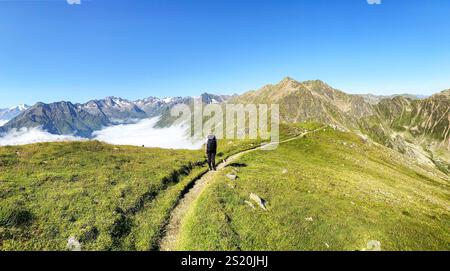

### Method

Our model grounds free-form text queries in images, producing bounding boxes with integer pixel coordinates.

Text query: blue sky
[1,0,450,107]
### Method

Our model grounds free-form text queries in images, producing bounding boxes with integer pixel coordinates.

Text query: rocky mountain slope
[359,89,450,169]
[231,77,373,127]
[230,77,449,171]
[375,90,450,144]
[357,93,427,105]
[1,102,111,137]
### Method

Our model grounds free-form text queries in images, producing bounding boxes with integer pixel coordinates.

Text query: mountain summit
[232,77,374,125]
[231,77,449,170]
[0,104,30,121]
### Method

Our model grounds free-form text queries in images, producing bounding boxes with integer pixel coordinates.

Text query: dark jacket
[206,135,217,153]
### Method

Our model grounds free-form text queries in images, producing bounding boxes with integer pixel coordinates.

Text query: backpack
[206,135,217,153]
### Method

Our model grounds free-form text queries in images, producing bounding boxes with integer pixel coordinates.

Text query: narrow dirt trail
[158,128,324,251]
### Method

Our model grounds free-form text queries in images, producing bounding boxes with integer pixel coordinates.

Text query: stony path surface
[158,128,324,251]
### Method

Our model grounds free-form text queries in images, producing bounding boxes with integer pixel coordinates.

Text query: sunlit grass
[0,138,260,251]
[177,127,450,251]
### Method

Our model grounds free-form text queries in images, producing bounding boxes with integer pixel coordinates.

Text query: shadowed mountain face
[384,94,449,139]
[0,102,111,138]
[361,90,450,149]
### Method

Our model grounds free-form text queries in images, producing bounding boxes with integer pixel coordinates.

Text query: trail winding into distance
[158,128,325,251]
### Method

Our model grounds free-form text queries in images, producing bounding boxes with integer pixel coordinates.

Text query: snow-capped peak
[102,97,134,108]
[162,97,174,103]
[113,98,132,107]
[0,104,30,122]
[9,104,29,111]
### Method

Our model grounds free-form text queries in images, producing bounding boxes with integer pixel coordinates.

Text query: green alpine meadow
[0,138,259,250]
[1,118,449,251]
[177,124,449,251]
[1,0,449,255]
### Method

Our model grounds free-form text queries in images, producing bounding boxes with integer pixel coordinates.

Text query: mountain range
[0,93,231,137]
[231,77,449,172]
[0,77,448,172]
[233,77,449,143]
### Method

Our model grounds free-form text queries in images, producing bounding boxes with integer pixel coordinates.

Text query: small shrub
[0,202,34,228]
[79,226,99,243]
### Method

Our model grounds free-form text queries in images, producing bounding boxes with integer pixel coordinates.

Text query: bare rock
[364,240,381,251]
[67,236,81,251]
[250,193,267,211]
[226,174,237,180]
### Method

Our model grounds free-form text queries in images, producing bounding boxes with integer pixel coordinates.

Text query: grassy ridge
[0,141,205,250]
[0,138,261,251]
[115,138,264,250]
[3,123,447,251]
[177,126,450,251]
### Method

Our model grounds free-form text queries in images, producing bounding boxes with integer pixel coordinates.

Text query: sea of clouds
[0,127,84,146]
[92,118,203,150]
[0,118,203,150]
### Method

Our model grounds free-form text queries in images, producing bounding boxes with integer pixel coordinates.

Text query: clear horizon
[1,0,450,108]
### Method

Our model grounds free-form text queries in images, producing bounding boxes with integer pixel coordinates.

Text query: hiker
[205,133,217,171]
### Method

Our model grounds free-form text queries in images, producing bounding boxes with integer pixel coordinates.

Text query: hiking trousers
[207,152,216,170]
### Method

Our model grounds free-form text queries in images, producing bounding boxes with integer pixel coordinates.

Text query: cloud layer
[0,127,83,146]
[0,118,203,150]
[92,118,202,150]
